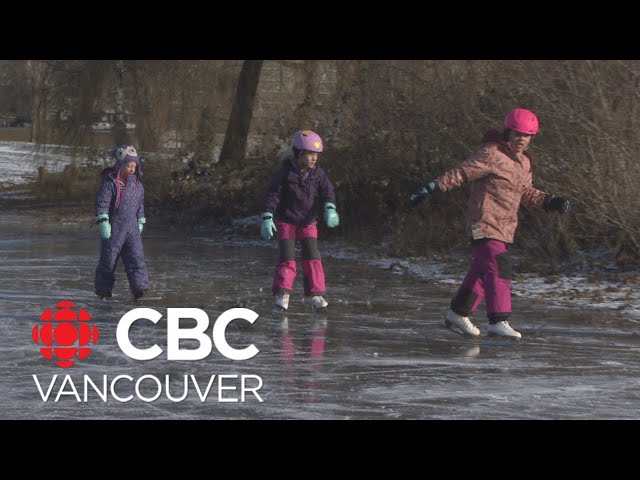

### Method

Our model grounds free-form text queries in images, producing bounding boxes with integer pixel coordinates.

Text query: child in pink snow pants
[409,108,571,339]
[260,130,340,314]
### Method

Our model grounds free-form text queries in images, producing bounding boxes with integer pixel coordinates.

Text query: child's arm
[410,146,496,205]
[522,182,569,213]
[137,183,146,233]
[521,173,569,213]
[435,145,496,192]
[260,166,287,240]
[262,166,287,214]
[95,178,114,216]
[521,182,547,208]
[137,183,145,220]
[318,170,336,206]
[95,179,114,240]
[318,170,339,228]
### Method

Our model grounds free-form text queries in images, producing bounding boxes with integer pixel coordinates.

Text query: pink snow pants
[272,221,326,296]
[450,239,512,322]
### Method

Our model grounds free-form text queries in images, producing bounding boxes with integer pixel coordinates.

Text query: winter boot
[133,288,149,301]
[311,295,328,313]
[487,320,521,339]
[273,292,290,315]
[444,309,480,336]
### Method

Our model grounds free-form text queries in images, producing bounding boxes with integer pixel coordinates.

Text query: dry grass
[0,128,31,142]
[30,163,100,200]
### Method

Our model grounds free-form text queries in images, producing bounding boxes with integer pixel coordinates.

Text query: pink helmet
[291,130,323,152]
[504,108,539,135]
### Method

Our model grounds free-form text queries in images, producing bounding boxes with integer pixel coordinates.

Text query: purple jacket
[95,168,145,221]
[263,159,336,226]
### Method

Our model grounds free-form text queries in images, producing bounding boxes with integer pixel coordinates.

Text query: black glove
[408,181,438,207]
[544,195,570,214]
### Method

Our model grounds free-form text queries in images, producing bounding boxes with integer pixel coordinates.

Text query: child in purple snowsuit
[94,144,149,299]
[409,108,570,339]
[261,130,340,314]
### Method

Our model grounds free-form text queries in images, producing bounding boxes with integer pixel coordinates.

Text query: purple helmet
[291,130,323,153]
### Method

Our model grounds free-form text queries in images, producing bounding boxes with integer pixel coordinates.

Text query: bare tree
[25,60,89,145]
[26,60,58,143]
[218,60,264,164]
[111,60,129,145]
[128,61,164,151]
[193,105,215,165]
[293,61,321,127]
[9,59,640,262]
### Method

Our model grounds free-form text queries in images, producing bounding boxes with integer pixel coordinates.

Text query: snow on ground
[1,141,638,323]
[364,254,640,322]
[0,141,80,187]
[209,215,640,323]
[0,139,172,189]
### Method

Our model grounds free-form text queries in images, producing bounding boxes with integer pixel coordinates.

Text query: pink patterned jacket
[435,142,548,243]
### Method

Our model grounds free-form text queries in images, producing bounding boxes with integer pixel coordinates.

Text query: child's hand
[408,181,437,207]
[261,213,277,240]
[96,213,111,240]
[138,217,146,234]
[543,195,570,214]
[324,203,340,228]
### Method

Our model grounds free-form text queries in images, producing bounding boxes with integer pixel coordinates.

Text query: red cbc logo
[32,300,100,368]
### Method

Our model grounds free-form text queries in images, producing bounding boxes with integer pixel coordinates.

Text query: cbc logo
[32,300,100,368]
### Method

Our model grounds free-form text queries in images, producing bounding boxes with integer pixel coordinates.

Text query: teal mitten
[96,213,111,240]
[324,202,339,228]
[261,212,277,240]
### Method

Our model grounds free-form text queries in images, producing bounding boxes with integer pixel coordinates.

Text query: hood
[481,129,504,143]
[101,167,115,177]
[114,155,143,179]
[112,144,143,179]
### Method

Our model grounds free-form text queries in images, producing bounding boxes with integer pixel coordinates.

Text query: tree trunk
[294,61,320,127]
[218,60,263,164]
[26,60,50,144]
[78,62,105,131]
[194,105,215,165]
[111,60,129,145]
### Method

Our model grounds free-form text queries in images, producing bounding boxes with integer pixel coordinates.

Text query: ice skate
[444,309,480,336]
[311,295,328,313]
[272,292,290,315]
[487,320,521,339]
[133,288,149,301]
[95,290,112,300]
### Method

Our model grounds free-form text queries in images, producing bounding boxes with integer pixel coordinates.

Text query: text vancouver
[32,374,264,403]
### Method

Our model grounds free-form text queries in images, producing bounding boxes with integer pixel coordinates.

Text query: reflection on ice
[271,314,328,404]
[1,211,640,419]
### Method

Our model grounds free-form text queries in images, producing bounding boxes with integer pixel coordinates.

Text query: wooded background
[0,60,637,263]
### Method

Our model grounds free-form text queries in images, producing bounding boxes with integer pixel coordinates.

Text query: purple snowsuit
[94,157,149,295]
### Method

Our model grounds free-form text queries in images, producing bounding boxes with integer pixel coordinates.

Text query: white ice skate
[311,295,328,313]
[272,293,290,316]
[444,309,480,336]
[487,320,521,339]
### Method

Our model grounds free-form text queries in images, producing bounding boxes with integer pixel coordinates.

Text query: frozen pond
[1,210,640,419]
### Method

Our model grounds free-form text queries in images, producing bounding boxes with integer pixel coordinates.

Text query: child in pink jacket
[410,108,570,339]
